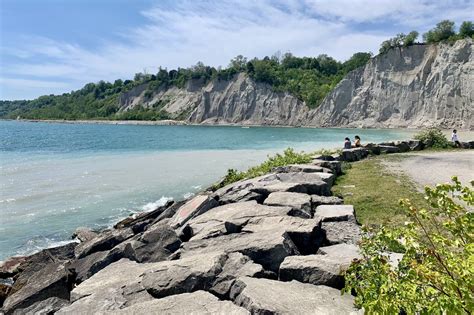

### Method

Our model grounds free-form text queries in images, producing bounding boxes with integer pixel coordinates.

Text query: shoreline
[2,118,472,131]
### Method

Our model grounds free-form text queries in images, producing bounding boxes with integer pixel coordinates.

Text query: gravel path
[391,151,473,189]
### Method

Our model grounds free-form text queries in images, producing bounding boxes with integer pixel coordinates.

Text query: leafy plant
[414,128,451,149]
[344,177,474,314]
[215,148,313,189]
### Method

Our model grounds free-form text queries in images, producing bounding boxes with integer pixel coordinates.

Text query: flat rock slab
[170,194,218,228]
[280,244,362,288]
[312,160,342,175]
[263,192,312,218]
[75,228,134,259]
[109,291,249,315]
[314,205,355,222]
[230,277,360,314]
[185,201,291,241]
[272,164,332,174]
[341,148,369,162]
[322,221,362,245]
[311,195,344,208]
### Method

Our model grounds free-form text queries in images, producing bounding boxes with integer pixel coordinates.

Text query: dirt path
[386,151,473,190]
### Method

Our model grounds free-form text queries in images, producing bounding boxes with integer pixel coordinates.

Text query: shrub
[344,177,474,314]
[414,128,451,148]
[215,148,313,188]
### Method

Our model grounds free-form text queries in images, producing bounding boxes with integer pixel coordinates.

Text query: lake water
[0,120,415,260]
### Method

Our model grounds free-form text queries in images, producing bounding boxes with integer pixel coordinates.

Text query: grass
[332,154,429,227]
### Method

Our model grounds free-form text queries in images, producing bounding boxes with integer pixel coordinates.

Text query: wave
[140,196,173,212]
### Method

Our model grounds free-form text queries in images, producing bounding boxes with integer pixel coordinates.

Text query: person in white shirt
[451,129,462,148]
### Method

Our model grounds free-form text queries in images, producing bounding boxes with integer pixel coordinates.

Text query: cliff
[308,39,473,129]
[118,39,473,129]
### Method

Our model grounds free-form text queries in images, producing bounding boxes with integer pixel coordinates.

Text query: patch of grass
[332,155,429,227]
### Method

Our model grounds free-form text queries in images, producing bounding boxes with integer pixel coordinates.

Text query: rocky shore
[1,140,473,314]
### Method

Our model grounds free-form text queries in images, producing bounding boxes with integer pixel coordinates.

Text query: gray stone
[394,141,411,152]
[378,145,400,154]
[263,192,312,218]
[109,291,249,315]
[170,194,218,228]
[0,257,28,278]
[314,205,356,222]
[72,227,98,243]
[341,148,369,162]
[2,262,73,313]
[279,244,361,288]
[312,160,342,175]
[229,277,361,314]
[272,164,332,174]
[114,200,174,229]
[310,195,343,208]
[408,140,423,151]
[12,297,69,315]
[322,221,362,245]
[364,143,381,155]
[0,283,10,307]
[75,228,134,259]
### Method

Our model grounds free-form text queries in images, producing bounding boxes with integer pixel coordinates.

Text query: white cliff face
[118,39,473,129]
[307,39,473,129]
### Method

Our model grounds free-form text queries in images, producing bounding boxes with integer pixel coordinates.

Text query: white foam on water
[141,196,173,212]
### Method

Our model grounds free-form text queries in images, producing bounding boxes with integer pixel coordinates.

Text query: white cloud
[1,0,472,99]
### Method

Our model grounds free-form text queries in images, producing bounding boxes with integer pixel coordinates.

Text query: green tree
[229,55,248,71]
[459,21,474,38]
[344,177,474,314]
[403,30,419,46]
[423,20,456,43]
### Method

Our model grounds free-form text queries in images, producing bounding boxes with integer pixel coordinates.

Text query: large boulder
[110,291,249,315]
[314,205,356,222]
[0,257,28,278]
[312,160,342,175]
[0,283,11,307]
[71,227,98,243]
[263,192,312,218]
[74,228,134,259]
[341,148,369,162]
[272,164,332,174]
[169,194,218,228]
[229,277,361,314]
[310,195,343,208]
[378,145,400,154]
[279,244,362,288]
[394,141,411,152]
[408,140,423,151]
[114,200,174,229]
[12,297,69,315]
[322,221,362,245]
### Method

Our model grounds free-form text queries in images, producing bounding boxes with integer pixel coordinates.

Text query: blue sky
[1,0,473,100]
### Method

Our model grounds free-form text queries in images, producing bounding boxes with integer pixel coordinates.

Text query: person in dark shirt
[344,137,352,149]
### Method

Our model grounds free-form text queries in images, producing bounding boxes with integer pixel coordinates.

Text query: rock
[141,252,227,298]
[0,257,28,278]
[211,253,265,298]
[170,194,218,228]
[110,291,249,315]
[263,192,312,218]
[312,154,336,161]
[312,160,342,175]
[310,195,343,208]
[364,143,381,155]
[394,141,411,152]
[57,259,156,314]
[341,148,369,162]
[273,171,335,186]
[217,189,264,205]
[71,227,98,243]
[229,277,361,314]
[114,200,174,229]
[378,145,400,154]
[0,283,11,307]
[408,140,423,151]
[12,297,69,315]
[314,205,356,222]
[184,201,292,241]
[322,221,362,245]
[2,261,74,313]
[75,228,134,259]
[272,164,332,174]
[279,244,362,288]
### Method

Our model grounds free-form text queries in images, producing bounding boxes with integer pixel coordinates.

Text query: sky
[1,0,473,100]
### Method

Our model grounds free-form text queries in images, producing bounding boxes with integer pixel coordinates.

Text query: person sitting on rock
[451,129,462,148]
[344,137,352,149]
[354,135,361,147]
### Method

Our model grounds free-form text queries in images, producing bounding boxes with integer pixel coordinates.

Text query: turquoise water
[0,120,415,260]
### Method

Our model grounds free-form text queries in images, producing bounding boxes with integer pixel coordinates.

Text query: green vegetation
[344,177,474,314]
[1,19,471,121]
[214,148,313,189]
[332,155,428,226]
[379,19,473,54]
[414,128,451,149]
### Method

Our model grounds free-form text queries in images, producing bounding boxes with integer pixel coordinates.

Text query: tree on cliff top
[423,20,456,43]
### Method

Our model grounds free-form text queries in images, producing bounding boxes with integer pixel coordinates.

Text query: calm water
[0,120,415,260]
